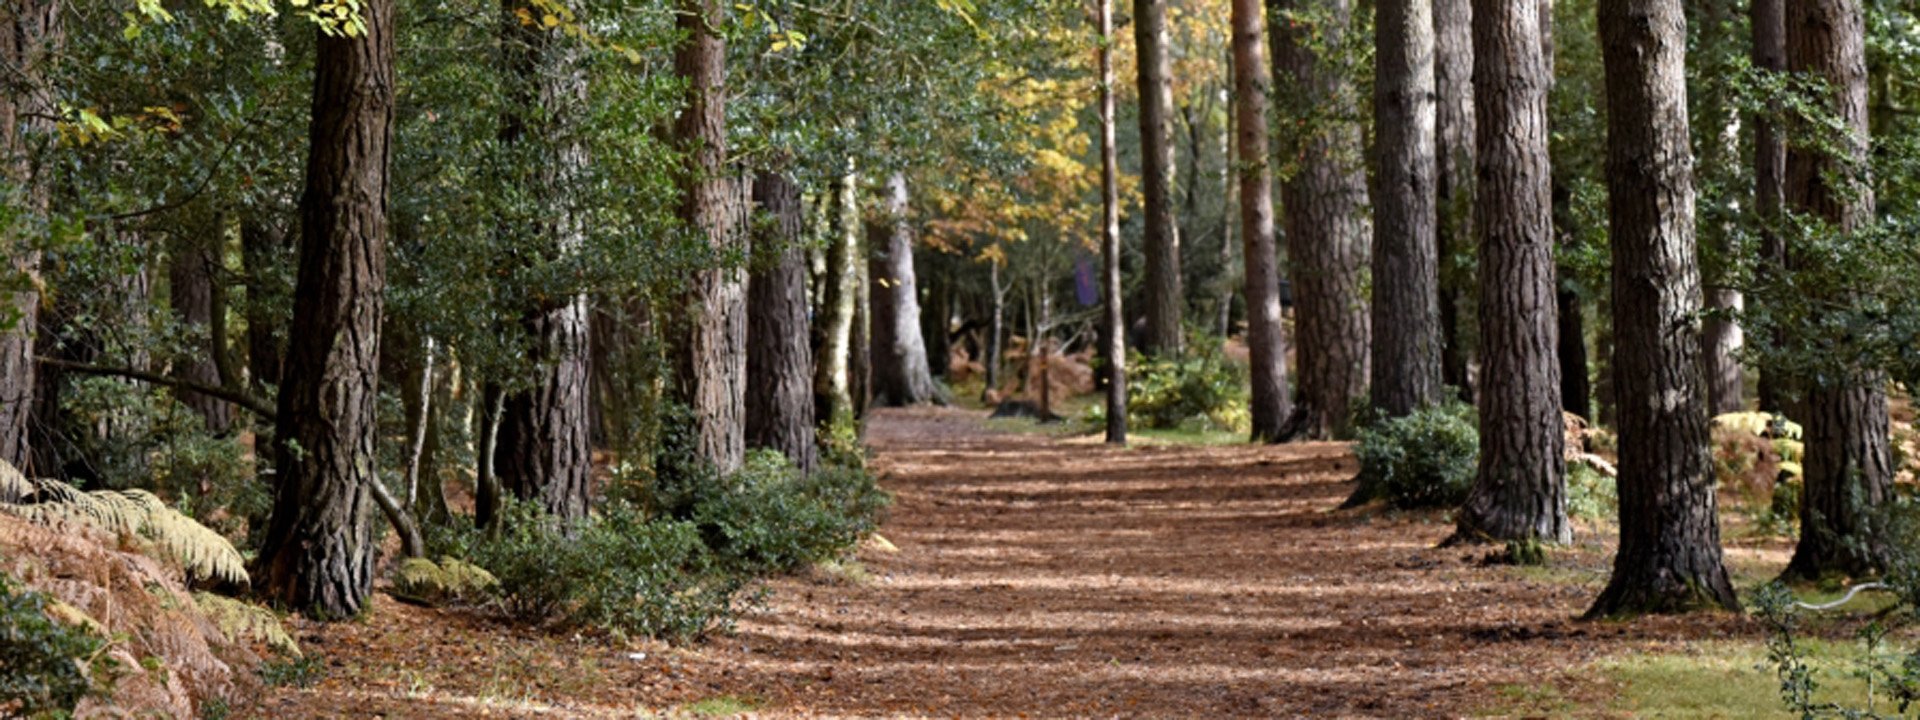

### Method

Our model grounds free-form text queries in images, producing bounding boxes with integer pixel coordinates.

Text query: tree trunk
[1452,0,1567,545]
[1099,0,1128,445]
[672,0,748,474]
[255,0,395,619]
[1751,0,1790,415]
[1134,0,1184,356]
[1553,180,1592,421]
[983,258,1004,402]
[495,8,593,523]
[1369,0,1444,419]
[1435,0,1476,403]
[474,382,506,530]
[1235,0,1289,443]
[169,236,235,434]
[1216,72,1238,340]
[851,224,871,418]
[747,172,820,472]
[1273,0,1372,440]
[924,269,951,380]
[1586,0,1739,616]
[1781,0,1890,580]
[867,172,940,407]
[814,168,859,425]
[0,0,60,474]
[242,218,289,393]
[1702,289,1743,415]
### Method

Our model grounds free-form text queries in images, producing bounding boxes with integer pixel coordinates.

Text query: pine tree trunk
[868,172,940,407]
[1234,0,1289,442]
[1098,0,1128,445]
[255,0,395,618]
[1782,0,1890,579]
[984,259,1004,402]
[242,218,289,393]
[169,237,235,434]
[1751,0,1790,415]
[814,168,859,424]
[0,0,59,474]
[672,0,748,473]
[1587,0,1739,616]
[1134,0,1184,356]
[747,172,820,472]
[851,226,871,417]
[1370,0,1444,419]
[1453,0,1568,544]
[1435,0,1476,403]
[1273,0,1372,440]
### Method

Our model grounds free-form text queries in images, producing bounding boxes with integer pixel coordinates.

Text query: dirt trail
[269,406,1753,719]
[671,407,1730,718]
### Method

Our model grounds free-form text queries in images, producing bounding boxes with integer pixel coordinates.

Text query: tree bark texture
[672,0,748,474]
[0,0,60,473]
[1099,0,1128,445]
[1134,0,1184,356]
[1751,0,1790,415]
[1435,0,1476,403]
[1235,0,1289,442]
[1453,0,1568,544]
[1782,0,1890,579]
[747,172,820,472]
[1273,0,1372,440]
[868,172,940,407]
[814,168,859,424]
[255,0,395,619]
[1587,0,1739,616]
[169,237,234,434]
[1370,0,1444,419]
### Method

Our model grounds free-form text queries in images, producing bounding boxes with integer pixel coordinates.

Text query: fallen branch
[38,357,278,419]
[1794,582,1890,611]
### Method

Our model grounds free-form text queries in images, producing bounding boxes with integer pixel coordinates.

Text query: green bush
[1125,341,1250,433]
[0,572,103,716]
[1350,401,1479,508]
[1567,462,1618,521]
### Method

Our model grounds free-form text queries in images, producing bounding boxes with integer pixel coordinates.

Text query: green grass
[681,694,766,716]
[1484,639,1886,718]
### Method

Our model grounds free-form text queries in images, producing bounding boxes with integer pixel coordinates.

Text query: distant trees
[868,173,942,407]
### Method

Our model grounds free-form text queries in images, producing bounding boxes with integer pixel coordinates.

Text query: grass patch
[1591,640,1872,718]
[681,694,766,716]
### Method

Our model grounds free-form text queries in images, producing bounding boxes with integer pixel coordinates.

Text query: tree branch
[37,357,278,419]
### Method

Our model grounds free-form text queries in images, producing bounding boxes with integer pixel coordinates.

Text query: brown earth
[262,406,1771,718]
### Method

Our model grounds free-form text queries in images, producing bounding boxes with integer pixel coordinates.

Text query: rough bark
[0,0,60,473]
[867,172,940,407]
[1586,0,1739,616]
[494,9,593,523]
[672,0,748,473]
[1751,0,1790,415]
[1134,0,1184,356]
[255,0,395,619]
[1273,0,1372,440]
[1452,0,1568,545]
[1099,0,1128,445]
[1369,0,1444,419]
[1234,0,1289,442]
[1781,0,1891,580]
[1435,0,1476,402]
[747,172,819,472]
[814,168,859,424]
[169,237,234,434]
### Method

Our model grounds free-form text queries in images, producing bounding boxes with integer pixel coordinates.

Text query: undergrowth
[0,571,105,716]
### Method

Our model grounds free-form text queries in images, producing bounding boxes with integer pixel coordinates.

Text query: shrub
[0,572,103,716]
[389,557,499,608]
[1125,342,1250,433]
[1350,401,1479,508]
[1567,462,1618,521]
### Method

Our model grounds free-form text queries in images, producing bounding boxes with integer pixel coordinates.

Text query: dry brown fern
[0,460,247,587]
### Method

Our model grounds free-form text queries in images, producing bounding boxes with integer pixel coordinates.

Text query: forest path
[675,406,1643,717]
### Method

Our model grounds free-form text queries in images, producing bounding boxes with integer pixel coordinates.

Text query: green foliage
[1351,401,1478,509]
[388,557,499,608]
[257,653,325,689]
[1566,462,1617,522]
[193,592,299,657]
[1124,342,1250,433]
[0,572,104,717]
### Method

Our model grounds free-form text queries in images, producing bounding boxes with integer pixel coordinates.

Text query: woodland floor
[259,406,1820,719]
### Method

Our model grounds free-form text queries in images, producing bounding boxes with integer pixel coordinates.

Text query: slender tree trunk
[1781,0,1891,580]
[1235,0,1290,442]
[747,172,819,472]
[1435,0,1476,402]
[1216,70,1238,340]
[242,218,289,393]
[1370,0,1443,419]
[1273,0,1373,440]
[868,172,940,407]
[814,168,859,424]
[0,0,60,474]
[672,0,748,473]
[1587,0,1739,616]
[851,222,871,418]
[1751,0,1790,415]
[1135,0,1184,356]
[1452,0,1567,545]
[473,382,506,530]
[255,0,396,618]
[1099,0,1128,445]
[169,236,235,434]
[1553,180,1592,421]
[983,258,1004,402]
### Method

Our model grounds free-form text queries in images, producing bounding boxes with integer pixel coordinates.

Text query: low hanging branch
[38,357,278,419]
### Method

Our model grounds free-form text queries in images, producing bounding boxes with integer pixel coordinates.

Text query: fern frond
[192,592,299,657]
[0,461,248,586]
